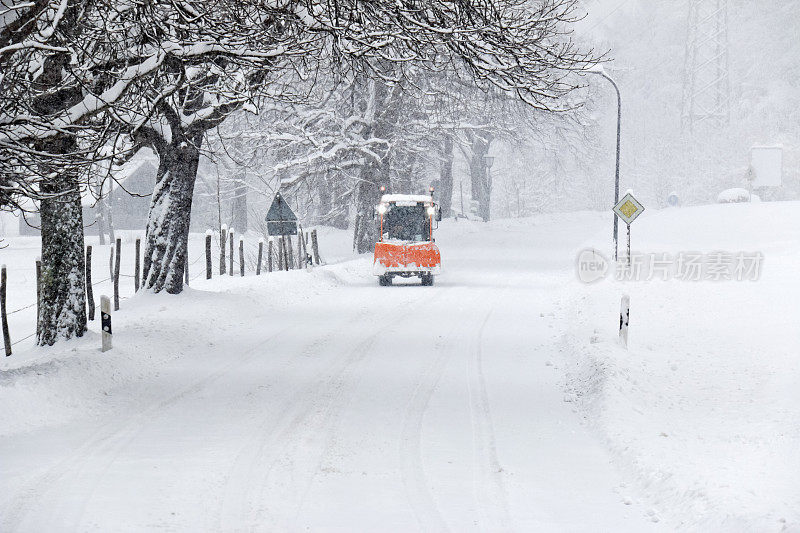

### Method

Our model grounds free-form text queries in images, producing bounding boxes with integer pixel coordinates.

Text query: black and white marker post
[619,294,630,348]
[101,295,112,352]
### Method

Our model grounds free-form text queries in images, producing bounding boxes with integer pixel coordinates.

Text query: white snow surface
[1,202,798,531]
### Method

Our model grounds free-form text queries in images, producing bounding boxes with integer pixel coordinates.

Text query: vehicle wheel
[421,273,434,286]
[378,275,392,286]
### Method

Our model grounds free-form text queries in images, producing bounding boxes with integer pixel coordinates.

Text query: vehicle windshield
[383,204,430,242]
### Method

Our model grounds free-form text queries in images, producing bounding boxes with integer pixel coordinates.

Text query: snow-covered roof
[380,194,433,204]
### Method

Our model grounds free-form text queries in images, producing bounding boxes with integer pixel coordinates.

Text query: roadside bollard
[101,295,112,352]
[619,294,629,348]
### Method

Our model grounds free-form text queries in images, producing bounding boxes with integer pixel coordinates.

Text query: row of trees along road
[1,0,599,345]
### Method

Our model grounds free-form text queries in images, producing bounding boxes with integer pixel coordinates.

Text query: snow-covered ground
[1,202,798,531]
[564,202,800,531]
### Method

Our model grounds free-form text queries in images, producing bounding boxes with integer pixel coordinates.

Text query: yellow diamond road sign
[613,193,645,225]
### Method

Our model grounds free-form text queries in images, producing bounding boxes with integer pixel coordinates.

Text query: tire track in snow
[11,301,374,532]
[468,303,513,530]
[398,327,457,531]
[214,304,378,531]
[398,287,491,532]
[218,285,446,531]
[1,320,295,533]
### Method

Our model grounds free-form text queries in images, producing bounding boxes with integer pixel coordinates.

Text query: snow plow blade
[373,242,441,276]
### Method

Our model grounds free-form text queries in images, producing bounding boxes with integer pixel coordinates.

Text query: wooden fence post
[303,230,311,268]
[205,230,213,279]
[134,238,141,291]
[101,295,112,352]
[311,229,322,265]
[239,237,245,277]
[297,228,304,268]
[229,228,234,276]
[86,247,94,321]
[219,224,227,275]
[301,229,311,268]
[1,265,11,356]
[267,237,274,273]
[113,238,121,311]
[109,244,114,280]
[257,238,264,275]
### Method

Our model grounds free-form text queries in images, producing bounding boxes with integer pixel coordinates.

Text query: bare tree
[2,0,599,341]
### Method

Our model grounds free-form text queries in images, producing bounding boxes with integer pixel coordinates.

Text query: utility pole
[681,0,730,133]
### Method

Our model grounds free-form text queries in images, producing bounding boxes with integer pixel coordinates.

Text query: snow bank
[0,226,358,435]
[562,201,800,529]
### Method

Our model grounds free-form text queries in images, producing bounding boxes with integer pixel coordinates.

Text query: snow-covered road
[3,203,798,531]
[0,215,658,532]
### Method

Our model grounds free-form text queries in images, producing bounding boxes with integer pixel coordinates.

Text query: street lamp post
[586,67,622,261]
[483,154,495,222]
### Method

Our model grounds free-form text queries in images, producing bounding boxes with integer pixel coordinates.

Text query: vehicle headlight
[377,204,387,214]
[427,206,436,216]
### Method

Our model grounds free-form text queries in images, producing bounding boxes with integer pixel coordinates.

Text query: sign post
[612,193,643,350]
[613,192,645,266]
[265,192,298,237]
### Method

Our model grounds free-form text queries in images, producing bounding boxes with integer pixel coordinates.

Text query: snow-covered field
[565,202,800,531]
[1,202,798,531]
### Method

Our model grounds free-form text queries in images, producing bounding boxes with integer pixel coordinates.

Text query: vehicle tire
[378,275,392,286]
[421,273,434,286]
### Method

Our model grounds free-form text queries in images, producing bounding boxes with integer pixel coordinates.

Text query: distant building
[18,161,157,237]
[109,161,156,231]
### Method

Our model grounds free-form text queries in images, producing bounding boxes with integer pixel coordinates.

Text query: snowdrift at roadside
[561,201,800,530]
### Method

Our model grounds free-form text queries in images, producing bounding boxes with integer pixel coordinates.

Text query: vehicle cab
[373,192,441,286]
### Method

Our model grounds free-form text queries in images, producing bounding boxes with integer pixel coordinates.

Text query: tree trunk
[232,173,248,233]
[353,163,383,254]
[328,175,350,229]
[317,172,332,225]
[37,136,87,345]
[96,207,107,245]
[142,138,200,294]
[439,134,454,217]
[352,77,400,253]
[105,188,115,245]
[468,130,493,222]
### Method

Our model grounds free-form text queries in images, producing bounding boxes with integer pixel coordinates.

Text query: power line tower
[681,0,730,133]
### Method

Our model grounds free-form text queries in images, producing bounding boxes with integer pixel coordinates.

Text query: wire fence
[3,230,321,353]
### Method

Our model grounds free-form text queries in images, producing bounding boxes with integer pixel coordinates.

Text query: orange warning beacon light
[373,189,441,286]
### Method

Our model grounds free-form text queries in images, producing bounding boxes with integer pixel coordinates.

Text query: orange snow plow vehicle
[373,190,442,286]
